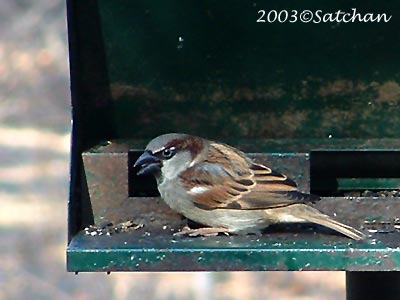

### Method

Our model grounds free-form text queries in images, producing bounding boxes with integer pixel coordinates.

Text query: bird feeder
[67,1,400,298]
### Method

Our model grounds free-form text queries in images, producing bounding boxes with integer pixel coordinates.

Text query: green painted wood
[69,0,400,144]
[337,178,400,191]
[67,0,400,273]
[67,231,400,272]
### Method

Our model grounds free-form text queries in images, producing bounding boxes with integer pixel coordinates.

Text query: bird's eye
[162,147,175,159]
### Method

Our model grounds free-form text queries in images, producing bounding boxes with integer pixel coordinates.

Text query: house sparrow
[134,133,365,240]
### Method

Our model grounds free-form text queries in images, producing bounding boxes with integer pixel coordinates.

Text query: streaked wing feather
[180,143,318,210]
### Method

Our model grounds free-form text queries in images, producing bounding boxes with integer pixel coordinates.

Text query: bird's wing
[179,142,319,210]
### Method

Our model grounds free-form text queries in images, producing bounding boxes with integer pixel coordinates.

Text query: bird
[134,133,365,240]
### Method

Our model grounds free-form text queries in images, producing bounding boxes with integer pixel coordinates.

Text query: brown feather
[164,136,204,159]
[180,142,317,210]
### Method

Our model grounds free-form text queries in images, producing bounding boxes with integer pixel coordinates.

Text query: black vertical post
[346,272,400,300]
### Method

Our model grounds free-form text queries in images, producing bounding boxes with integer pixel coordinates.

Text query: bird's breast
[158,179,268,234]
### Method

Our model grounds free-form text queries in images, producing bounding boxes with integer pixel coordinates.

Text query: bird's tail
[279,204,366,240]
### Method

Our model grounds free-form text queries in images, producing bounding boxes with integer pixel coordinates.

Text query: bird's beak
[134,151,161,176]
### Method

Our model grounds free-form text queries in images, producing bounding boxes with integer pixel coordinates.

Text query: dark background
[71,0,399,146]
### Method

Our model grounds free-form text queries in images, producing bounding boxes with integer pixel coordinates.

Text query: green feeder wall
[67,0,400,273]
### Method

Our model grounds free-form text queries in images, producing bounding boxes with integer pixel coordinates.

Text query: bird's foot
[174,226,230,237]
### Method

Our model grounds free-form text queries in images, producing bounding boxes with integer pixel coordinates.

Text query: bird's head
[134,133,205,180]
